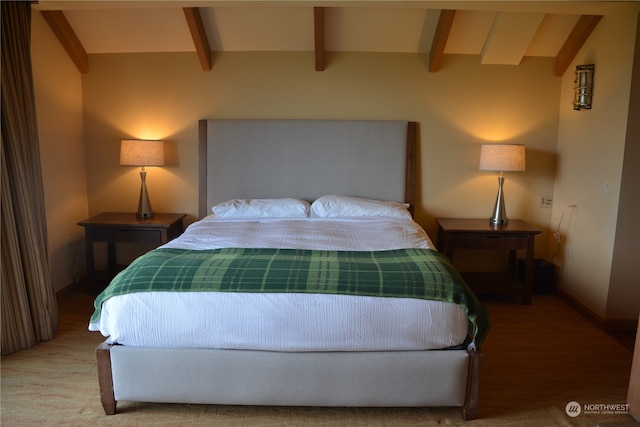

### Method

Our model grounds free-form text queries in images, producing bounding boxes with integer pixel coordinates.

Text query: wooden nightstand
[78,212,186,293]
[435,218,542,305]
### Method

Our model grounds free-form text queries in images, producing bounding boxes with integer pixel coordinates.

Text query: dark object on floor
[518,258,556,294]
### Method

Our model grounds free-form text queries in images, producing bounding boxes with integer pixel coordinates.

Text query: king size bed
[90,119,490,420]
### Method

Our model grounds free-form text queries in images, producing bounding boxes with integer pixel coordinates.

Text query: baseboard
[602,318,639,332]
[556,288,604,328]
[556,288,638,332]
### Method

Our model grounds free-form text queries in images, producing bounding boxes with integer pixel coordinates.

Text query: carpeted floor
[1,291,637,426]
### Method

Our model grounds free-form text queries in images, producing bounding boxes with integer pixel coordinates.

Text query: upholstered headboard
[198,119,417,218]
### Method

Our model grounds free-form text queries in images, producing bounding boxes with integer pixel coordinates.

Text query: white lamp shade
[120,140,165,166]
[479,144,525,172]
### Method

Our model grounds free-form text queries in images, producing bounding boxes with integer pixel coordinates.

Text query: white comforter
[162,216,436,251]
[89,216,469,351]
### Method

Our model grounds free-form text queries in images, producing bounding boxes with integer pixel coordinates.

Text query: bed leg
[463,349,483,420]
[96,343,117,415]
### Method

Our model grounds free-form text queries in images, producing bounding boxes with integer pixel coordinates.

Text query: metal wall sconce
[573,64,594,110]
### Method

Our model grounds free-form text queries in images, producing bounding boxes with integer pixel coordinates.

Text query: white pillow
[310,195,411,219]
[211,198,310,218]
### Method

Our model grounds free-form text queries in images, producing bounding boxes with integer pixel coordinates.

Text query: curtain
[1,2,58,355]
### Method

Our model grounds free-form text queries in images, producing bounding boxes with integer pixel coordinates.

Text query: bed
[91,119,490,420]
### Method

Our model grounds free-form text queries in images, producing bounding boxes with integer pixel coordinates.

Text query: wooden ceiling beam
[314,7,325,71]
[554,15,602,76]
[429,9,456,73]
[183,7,212,71]
[40,10,89,73]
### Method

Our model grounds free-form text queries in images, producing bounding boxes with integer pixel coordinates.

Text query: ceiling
[34,1,631,74]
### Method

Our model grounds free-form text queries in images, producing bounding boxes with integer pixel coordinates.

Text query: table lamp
[120,139,165,218]
[479,144,525,225]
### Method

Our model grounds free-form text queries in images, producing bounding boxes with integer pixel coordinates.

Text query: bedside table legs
[84,240,118,295]
[79,213,186,295]
[435,218,541,305]
[85,239,96,295]
[437,233,536,305]
[521,237,536,305]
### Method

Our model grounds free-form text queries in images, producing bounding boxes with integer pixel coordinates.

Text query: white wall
[551,4,639,319]
[31,11,89,293]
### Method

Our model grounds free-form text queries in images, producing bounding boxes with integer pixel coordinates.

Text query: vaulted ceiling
[35,1,627,76]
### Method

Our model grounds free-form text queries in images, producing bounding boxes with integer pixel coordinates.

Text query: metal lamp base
[489,176,508,225]
[136,170,154,218]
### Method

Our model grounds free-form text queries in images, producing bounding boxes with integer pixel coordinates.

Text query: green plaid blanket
[91,247,489,346]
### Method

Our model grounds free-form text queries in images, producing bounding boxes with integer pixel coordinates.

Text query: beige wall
[552,4,639,319]
[81,51,560,269]
[608,11,640,322]
[31,4,638,320]
[31,11,89,292]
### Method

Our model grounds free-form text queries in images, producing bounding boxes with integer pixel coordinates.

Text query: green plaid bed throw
[91,247,489,346]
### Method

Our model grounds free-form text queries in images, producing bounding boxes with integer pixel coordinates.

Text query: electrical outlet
[540,197,553,208]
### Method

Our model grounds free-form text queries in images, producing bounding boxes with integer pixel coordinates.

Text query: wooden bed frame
[96,119,483,420]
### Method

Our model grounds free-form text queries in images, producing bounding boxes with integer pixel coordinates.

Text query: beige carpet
[1,291,636,426]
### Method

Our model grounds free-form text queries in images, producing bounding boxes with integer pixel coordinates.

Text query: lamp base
[489,176,508,225]
[490,217,508,226]
[136,170,154,219]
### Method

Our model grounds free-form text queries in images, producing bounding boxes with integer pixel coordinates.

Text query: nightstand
[435,218,542,305]
[78,212,186,294]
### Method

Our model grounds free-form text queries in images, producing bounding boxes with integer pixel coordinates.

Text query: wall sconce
[120,139,165,218]
[479,144,526,226]
[573,64,594,110]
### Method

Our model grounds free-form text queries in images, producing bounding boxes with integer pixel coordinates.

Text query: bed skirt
[97,343,482,420]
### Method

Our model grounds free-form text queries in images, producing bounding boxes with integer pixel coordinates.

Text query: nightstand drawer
[451,234,530,251]
[88,228,163,245]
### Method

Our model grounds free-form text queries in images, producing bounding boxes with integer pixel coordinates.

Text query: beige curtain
[1,2,58,355]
